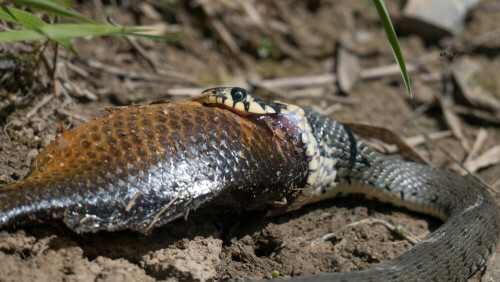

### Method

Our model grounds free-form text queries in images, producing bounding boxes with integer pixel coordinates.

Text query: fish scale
[0,101,307,233]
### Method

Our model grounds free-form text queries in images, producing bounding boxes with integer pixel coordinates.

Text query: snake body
[1,87,499,280]
[293,102,500,281]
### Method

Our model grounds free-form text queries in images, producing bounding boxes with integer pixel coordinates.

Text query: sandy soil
[1,0,499,281]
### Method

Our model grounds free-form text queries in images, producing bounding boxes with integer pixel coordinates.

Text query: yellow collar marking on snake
[197,87,296,114]
[195,87,330,211]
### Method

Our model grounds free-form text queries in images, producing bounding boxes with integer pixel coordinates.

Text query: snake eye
[230,88,246,102]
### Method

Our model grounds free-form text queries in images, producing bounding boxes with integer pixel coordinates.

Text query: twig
[26,94,54,119]
[493,179,500,189]
[62,80,98,101]
[145,185,189,232]
[404,104,431,126]
[65,60,89,78]
[469,27,500,47]
[78,215,104,225]
[464,146,500,173]
[404,131,452,148]
[359,130,451,155]
[3,121,12,142]
[239,0,313,66]
[288,88,359,104]
[259,73,337,89]
[166,87,207,96]
[165,62,422,97]
[247,79,291,99]
[108,18,161,74]
[125,191,142,212]
[311,218,421,247]
[37,39,52,73]
[409,121,497,194]
[198,0,248,67]
[464,128,488,166]
[55,108,89,123]
[321,103,342,116]
[84,59,164,81]
[239,0,266,30]
[451,105,500,125]
[437,79,471,152]
[125,37,158,72]
[258,63,418,89]
[349,218,421,245]
[82,59,198,84]
[91,0,107,22]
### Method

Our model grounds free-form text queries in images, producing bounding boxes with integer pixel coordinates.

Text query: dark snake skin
[0,100,499,281]
[291,109,500,281]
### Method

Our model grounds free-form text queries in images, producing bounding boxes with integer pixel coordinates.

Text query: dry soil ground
[1,1,499,281]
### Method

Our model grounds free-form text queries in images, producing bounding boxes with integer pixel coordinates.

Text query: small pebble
[27,149,39,164]
[11,120,24,130]
[0,174,9,184]
[30,117,47,133]
[23,128,35,140]
[41,134,56,148]
[10,171,20,180]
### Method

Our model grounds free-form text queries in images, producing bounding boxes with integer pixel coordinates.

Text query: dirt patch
[216,197,437,280]
[1,0,500,281]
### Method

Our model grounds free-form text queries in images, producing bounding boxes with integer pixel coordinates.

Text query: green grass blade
[0,52,31,61]
[56,37,79,55]
[50,0,74,8]
[8,0,96,24]
[0,23,149,42]
[0,4,46,27]
[0,5,78,54]
[122,32,176,42]
[373,0,412,97]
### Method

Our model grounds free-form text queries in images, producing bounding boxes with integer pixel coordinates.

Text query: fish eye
[230,88,246,102]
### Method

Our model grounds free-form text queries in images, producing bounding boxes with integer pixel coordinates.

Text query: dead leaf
[337,33,361,93]
[464,145,500,173]
[452,57,500,112]
[342,122,428,164]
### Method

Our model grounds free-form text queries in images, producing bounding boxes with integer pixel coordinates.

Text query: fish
[0,100,307,233]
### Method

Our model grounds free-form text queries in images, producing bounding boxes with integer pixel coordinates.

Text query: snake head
[189,87,292,116]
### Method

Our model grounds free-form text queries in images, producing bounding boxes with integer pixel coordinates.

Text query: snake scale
[0,87,499,281]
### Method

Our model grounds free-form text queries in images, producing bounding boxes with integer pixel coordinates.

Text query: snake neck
[283,108,457,222]
[282,107,359,211]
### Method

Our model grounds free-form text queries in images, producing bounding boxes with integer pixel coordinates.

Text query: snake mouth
[184,94,304,148]
[204,102,254,117]
[220,106,303,147]
[182,94,255,116]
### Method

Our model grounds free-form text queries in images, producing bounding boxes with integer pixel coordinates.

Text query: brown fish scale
[0,102,307,233]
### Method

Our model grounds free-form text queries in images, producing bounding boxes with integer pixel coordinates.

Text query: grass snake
[0,87,499,281]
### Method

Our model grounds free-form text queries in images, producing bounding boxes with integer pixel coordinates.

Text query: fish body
[0,101,306,233]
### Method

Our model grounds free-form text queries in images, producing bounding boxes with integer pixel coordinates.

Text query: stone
[400,0,480,39]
